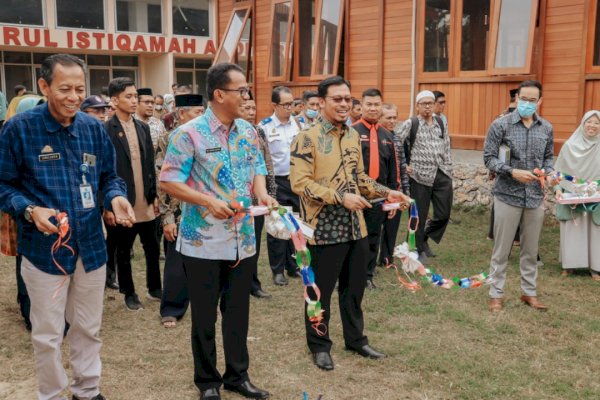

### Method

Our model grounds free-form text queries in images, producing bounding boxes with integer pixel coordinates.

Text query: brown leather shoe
[520,295,548,312]
[488,298,503,313]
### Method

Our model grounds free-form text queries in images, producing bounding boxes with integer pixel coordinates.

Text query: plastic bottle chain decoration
[51,212,74,298]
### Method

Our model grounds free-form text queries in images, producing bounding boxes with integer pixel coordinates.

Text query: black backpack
[405,115,445,164]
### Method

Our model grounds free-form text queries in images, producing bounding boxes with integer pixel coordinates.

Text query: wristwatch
[24,205,37,223]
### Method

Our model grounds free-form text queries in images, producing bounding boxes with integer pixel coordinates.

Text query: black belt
[275,175,290,180]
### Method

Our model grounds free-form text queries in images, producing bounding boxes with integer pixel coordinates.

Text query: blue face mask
[305,109,318,119]
[517,100,537,118]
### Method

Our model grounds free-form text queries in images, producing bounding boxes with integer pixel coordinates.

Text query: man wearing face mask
[295,90,320,130]
[483,80,554,313]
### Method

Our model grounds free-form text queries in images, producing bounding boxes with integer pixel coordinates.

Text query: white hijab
[555,110,600,181]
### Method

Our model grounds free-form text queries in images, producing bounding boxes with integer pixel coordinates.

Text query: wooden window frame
[291,0,314,82]
[418,0,537,78]
[310,0,345,80]
[266,0,294,82]
[586,0,600,74]
[487,0,538,75]
[213,5,252,65]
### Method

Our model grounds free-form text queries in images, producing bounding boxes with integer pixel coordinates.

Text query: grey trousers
[489,198,544,298]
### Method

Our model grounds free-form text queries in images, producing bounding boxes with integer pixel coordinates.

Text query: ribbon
[51,212,74,298]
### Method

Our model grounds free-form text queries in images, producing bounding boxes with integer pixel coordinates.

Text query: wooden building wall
[215,0,594,151]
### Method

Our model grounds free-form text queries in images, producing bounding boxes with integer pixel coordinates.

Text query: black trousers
[378,211,402,265]
[267,176,300,275]
[109,218,161,296]
[160,237,189,319]
[306,238,369,353]
[364,206,388,280]
[410,170,453,253]
[106,227,117,284]
[15,254,31,330]
[250,215,265,293]
[183,255,253,391]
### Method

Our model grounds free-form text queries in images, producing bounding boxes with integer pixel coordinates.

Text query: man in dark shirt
[353,88,400,289]
[0,54,134,400]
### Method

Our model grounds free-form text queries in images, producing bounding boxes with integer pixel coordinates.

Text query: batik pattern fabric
[159,107,267,261]
[290,116,390,246]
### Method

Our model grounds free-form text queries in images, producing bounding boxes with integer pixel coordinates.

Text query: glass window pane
[461,0,490,71]
[494,0,533,69]
[176,71,193,89]
[314,0,341,76]
[4,52,32,64]
[112,56,138,67]
[195,70,208,100]
[33,53,56,65]
[56,0,105,30]
[215,9,248,64]
[113,69,137,85]
[89,69,110,97]
[172,0,210,37]
[238,15,252,77]
[87,55,111,66]
[5,65,33,102]
[116,0,162,34]
[0,0,44,26]
[269,2,292,77]
[595,0,600,65]
[424,0,450,72]
[175,58,194,68]
[297,0,316,76]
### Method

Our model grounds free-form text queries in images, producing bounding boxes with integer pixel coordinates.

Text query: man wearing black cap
[105,77,161,311]
[155,94,205,327]
[81,95,109,122]
[135,88,167,151]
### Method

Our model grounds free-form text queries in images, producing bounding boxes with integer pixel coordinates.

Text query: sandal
[161,316,177,328]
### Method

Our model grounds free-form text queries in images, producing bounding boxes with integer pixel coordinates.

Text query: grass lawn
[1,207,600,399]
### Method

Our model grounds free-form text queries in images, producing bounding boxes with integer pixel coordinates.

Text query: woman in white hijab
[163,93,175,113]
[554,110,600,280]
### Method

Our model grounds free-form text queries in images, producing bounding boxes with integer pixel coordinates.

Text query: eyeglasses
[326,96,353,104]
[519,97,539,103]
[277,102,294,109]
[86,108,107,115]
[436,100,446,105]
[219,86,250,97]
[140,100,155,105]
[417,102,435,108]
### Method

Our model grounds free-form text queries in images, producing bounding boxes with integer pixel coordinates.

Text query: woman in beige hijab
[554,110,600,280]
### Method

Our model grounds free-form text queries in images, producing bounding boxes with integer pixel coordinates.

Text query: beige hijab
[555,110,600,181]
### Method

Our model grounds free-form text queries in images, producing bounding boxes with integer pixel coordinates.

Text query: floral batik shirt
[159,107,267,261]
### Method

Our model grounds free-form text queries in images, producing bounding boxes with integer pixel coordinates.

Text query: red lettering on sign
[76,32,90,49]
[116,34,131,51]
[43,29,58,47]
[24,28,41,46]
[149,36,165,52]
[168,38,181,53]
[67,31,73,48]
[108,33,114,50]
[203,39,216,55]
[92,32,105,49]
[133,36,147,52]
[3,27,21,46]
[183,38,195,54]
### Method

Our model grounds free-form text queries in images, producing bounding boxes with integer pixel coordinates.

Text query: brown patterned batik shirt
[290,116,391,245]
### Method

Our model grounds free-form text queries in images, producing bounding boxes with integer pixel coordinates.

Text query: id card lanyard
[79,163,95,209]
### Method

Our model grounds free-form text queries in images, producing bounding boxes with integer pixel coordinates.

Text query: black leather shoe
[346,344,387,359]
[250,289,272,299]
[224,380,269,399]
[105,280,119,290]
[312,352,334,371]
[273,273,288,286]
[423,241,436,257]
[73,394,105,400]
[200,388,220,400]
[366,279,377,290]
[287,269,302,278]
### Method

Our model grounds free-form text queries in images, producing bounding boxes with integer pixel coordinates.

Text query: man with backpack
[394,90,453,264]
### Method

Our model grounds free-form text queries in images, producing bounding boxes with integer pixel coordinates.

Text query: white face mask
[155,105,163,111]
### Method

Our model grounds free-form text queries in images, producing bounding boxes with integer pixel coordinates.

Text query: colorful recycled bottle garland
[552,171,600,186]
[383,200,490,291]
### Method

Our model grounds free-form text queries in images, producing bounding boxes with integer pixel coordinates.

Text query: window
[312,0,343,77]
[117,0,162,34]
[267,1,293,80]
[266,0,345,81]
[174,58,211,100]
[56,0,105,30]
[420,0,538,76]
[0,0,44,26]
[214,7,251,65]
[489,0,537,74]
[460,0,490,71]
[423,0,451,73]
[172,0,210,37]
